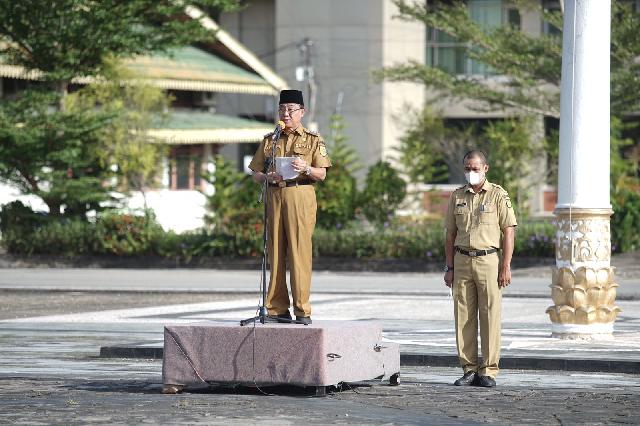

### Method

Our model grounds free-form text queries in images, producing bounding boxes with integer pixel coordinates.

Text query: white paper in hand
[275,157,299,180]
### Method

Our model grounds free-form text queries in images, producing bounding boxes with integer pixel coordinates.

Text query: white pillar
[557,0,611,209]
[547,0,620,338]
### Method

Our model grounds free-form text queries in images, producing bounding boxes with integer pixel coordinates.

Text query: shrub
[313,220,444,259]
[29,219,96,256]
[514,220,555,258]
[611,188,640,253]
[202,155,261,233]
[94,211,164,256]
[0,201,49,253]
[359,161,406,225]
[0,201,559,260]
[316,115,360,228]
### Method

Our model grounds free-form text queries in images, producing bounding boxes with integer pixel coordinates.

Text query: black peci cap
[279,89,304,106]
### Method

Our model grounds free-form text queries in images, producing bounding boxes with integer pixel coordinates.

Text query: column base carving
[549,208,620,337]
[546,266,621,330]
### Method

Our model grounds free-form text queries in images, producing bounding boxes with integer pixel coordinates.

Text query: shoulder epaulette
[490,183,511,197]
[263,131,275,138]
[305,128,320,137]
[490,183,507,192]
[454,184,467,191]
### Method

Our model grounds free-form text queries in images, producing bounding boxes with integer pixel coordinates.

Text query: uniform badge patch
[319,145,327,157]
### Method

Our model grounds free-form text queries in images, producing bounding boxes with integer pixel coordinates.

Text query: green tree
[65,62,169,198]
[397,107,474,184]
[611,118,640,252]
[315,114,361,228]
[379,1,562,117]
[380,0,640,246]
[0,0,238,217]
[203,155,260,232]
[359,161,407,225]
[483,116,535,215]
[381,0,639,146]
[0,90,116,216]
[0,1,238,94]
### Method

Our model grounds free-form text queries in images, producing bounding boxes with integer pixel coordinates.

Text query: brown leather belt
[269,179,313,188]
[456,247,498,257]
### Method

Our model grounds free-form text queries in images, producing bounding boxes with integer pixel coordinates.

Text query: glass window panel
[427,46,435,68]
[194,157,202,187]
[542,0,562,35]
[469,0,503,29]
[435,29,457,43]
[437,46,457,73]
[454,47,468,75]
[471,58,494,76]
[507,8,521,29]
[176,156,190,189]
[426,0,516,76]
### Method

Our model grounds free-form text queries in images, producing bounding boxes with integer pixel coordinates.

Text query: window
[168,145,205,190]
[426,0,521,76]
[542,1,562,36]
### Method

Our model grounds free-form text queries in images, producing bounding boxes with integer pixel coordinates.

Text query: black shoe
[273,312,292,320]
[474,375,496,388]
[296,316,312,325]
[453,371,476,386]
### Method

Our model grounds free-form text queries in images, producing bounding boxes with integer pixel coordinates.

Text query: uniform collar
[465,179,491,194]
[285,125,305,136]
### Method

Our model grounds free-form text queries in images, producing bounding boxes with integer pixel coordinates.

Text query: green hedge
[313,223,444,259]
[514,220,556,258]
[0,202,556,259]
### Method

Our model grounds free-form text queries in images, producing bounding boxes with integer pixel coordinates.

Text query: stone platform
[162,321,400,395]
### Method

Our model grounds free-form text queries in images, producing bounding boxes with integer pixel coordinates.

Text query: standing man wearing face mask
[443,150,517,388]
[248,89,331,325]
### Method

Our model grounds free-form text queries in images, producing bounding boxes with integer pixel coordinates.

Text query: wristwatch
[443,265,454,272]
[304,165,312,176]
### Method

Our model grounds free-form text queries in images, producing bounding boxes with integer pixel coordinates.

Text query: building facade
[219,0,426,180]
[218,0,583,217]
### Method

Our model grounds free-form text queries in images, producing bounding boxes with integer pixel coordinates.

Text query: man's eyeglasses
[278,107,303,115]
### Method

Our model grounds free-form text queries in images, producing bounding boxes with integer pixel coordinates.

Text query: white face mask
[465,171,484,185]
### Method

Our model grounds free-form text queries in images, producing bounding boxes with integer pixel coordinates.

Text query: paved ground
[1,258,639,424]
[1,368,639,425]
[1,267,639,299]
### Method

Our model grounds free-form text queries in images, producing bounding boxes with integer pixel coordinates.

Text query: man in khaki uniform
[249,90,331,325]
[444,150,517,388]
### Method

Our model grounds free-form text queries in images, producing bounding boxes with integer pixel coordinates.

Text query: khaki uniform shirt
[248,125,332,175]
[445,180,517,250]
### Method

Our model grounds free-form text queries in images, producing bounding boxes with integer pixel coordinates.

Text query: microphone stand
[240,126,306,326]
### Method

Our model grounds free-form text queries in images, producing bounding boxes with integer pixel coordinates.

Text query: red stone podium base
[162,320,400,396]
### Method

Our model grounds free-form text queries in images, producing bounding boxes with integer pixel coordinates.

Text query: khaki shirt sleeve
[445,192,457,231]
[248,139,267,172]
[497,190,518,229]
[311,137,332,168]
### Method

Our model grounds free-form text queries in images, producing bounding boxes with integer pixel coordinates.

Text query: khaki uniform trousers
[453,251,502,378]
[266,184,316,317]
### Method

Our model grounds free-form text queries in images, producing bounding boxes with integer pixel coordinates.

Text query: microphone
[266,120,286,170]
[272,120,285,141]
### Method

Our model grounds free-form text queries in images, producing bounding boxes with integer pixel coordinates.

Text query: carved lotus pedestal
[546,266,621,337]
[547,209,621,338]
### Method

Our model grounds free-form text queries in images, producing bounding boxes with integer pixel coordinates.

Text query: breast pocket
[293,146,313,165]
[454,203,470,229]
[479,203,498,224]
